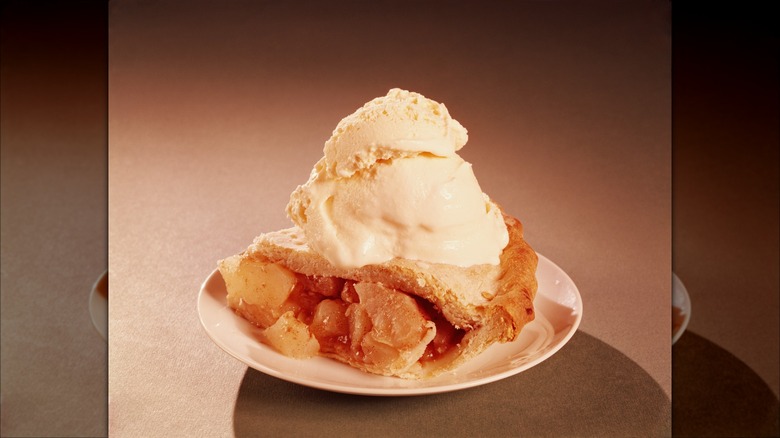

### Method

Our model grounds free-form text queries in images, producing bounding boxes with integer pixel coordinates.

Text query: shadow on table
[673,330,780,437]
[233,331,670,437]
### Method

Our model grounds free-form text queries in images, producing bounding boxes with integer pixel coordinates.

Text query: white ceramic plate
[198,254,582,396]
[89,270,108,341]
[672,273,691,345]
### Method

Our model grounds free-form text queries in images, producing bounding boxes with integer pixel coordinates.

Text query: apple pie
[218,210,537,379]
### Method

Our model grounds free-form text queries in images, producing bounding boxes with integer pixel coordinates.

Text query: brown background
[673,4,779,397]
[672,4,779,435]
[1,2,107,437]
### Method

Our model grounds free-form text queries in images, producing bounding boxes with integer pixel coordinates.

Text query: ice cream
[286,88,509,269]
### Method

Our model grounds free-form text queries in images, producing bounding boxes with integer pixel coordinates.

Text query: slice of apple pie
[218,211,537,379]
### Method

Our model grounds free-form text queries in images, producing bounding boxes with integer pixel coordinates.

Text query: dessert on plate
[218,89,538,378]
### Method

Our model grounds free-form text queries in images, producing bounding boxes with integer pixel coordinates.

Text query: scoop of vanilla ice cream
[322,88,469,178]
[287,88,509,269]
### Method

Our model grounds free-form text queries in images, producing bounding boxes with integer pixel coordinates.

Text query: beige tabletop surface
[106,2,671,436]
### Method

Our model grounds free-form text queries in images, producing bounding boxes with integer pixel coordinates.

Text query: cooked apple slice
[298,275,344,298]
[219,256,297,325]
[354,282,430,350]
[309,299,350,353]
[263,311,320,358]
[348,282,436,369]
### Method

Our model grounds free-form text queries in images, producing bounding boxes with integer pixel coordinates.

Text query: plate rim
[672,272,691,345]
[89,270,108,341]
[198,252,582,396]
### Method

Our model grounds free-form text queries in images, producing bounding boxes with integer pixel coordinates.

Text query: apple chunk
[218,255,298,325]
[309,299,350,354]
[263,311,320,358]
[354,282,429,349]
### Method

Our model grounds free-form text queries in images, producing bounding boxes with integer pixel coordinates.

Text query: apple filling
[219,256,466,374]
